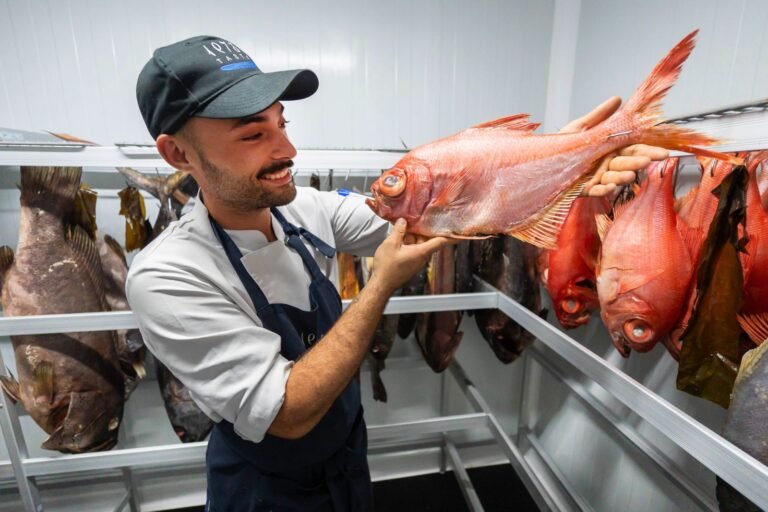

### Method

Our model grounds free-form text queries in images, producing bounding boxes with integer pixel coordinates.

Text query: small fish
[716,332,768,512]
[542,197,608,329]
[156,361,213,442]
[597,158,694,356]
[473,236,541,363]
[368,30,738,247]
[0,167,124,453]
[415,245,463,372]
[337,252,360,301]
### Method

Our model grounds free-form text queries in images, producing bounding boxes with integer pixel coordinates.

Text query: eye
[379,169,406,197]
[242,133,262,141]
[623,319,653,343]
[560,298,582,315]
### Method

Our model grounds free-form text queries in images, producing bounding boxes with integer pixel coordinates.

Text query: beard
[197,151,297,212]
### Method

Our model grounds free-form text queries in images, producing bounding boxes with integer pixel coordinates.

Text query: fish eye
[623,319,653,343]
[379,169,406,197]
[560,298,583,315]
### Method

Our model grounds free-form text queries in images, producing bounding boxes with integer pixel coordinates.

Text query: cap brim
[195,69,318,119]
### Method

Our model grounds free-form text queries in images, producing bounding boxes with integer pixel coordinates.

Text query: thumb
[389,218,407,247]
[560,96,621,133]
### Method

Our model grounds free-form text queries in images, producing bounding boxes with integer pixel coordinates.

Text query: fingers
[607,155,650,172]
[601,170,636,186]
[414,236,454,256]
[586,183,617,197]
[560,96,622,133]
[618,144,669,160]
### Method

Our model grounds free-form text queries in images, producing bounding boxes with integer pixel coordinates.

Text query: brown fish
[415,245,463,372]
[0,167,124,453]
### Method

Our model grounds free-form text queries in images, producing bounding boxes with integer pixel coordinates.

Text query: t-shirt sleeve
[125,262,291,443]
[317,191,389,256]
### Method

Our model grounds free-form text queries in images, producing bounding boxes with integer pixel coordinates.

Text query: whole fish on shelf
[597,158,693,357]
[117,168,214,443]
[0,167,125,453]
[415,245,463,372]
[541,197,608,329]
[367,30,738,246]
[473,236,542,363]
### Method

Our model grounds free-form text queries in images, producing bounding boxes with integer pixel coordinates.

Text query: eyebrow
[232,104,285,129]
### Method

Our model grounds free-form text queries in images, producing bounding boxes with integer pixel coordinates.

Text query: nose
[273,127,297,161]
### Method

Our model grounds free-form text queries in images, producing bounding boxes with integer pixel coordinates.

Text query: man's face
[179,102,298,211]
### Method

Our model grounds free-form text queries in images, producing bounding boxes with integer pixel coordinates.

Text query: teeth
[262,168,290,181]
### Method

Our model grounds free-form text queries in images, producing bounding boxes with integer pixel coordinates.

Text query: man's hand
[370,219,452,293]
[560,96,669,197]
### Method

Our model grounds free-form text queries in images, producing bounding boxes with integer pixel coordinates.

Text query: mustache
[258,160,294,178]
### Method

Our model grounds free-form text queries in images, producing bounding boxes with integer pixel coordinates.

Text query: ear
[156,134,195,172]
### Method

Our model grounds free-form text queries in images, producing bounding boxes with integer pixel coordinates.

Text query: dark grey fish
[117,167,213,443]
[716,340,768,512]
[473,236,541,363]
[415,245,463,372]
[0,167,124,453]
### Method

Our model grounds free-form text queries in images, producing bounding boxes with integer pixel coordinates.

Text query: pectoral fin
[0,370,20,403]
[32,361,54,405]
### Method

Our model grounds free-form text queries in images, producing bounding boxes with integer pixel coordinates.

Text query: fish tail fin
[737,312,768,345]
[614,30,741,165]
[19,166,82,213]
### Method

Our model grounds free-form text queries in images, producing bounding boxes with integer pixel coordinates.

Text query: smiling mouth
[260,168,291,181]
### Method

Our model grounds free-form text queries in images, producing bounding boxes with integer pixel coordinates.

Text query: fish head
[367,159,432,226]
[41,391,123,453]
[552,277,599,329]
[599,292,662,355]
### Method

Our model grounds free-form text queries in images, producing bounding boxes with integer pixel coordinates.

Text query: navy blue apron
[205,207,373,512]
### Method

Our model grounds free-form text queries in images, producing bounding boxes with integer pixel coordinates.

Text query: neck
[203,192,276,241]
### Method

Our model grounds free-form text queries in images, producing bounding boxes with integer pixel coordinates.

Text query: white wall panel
[0,0,555,149]
[570,0,768,120]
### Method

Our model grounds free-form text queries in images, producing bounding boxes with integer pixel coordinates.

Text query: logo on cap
[201,40,257,71]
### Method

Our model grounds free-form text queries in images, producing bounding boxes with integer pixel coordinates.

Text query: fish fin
[19,166,82,212]
[0,245,14,291]
[432,168,474,208]
[46,131,98,145]
[0,370,20,403]
[737,313,768,346]
[595,213,613,242]
[510,178,588,249]
[118,186,149,252]
[746,150,768,175]
[161,171,192,199]
[674,186,698,213]
[614,30,740,166]
[116,167,163,199]
[677,220,702,260]
[32,361,54,404]
[103,234,128,267]
[616,267,666,295]
[472,113,540,133]
[72,184,99,239]
[66,225,107,306]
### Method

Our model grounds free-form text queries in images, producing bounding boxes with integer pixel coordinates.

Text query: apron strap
[209,216,272,311]
[271,207,336,259]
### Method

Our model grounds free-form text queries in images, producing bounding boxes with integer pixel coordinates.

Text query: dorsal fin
[72,184,98,239]
[66,225,107,309]
[595,213,613,242]
[103,234,127,267]
[737,312,768,346]
[0,246,14,291]
[509,176,589,249]
[472,113,540,133]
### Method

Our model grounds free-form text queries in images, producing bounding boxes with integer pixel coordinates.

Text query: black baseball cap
[136,36,318,139]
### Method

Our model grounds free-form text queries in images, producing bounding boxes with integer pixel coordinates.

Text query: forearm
[268,275,393,438]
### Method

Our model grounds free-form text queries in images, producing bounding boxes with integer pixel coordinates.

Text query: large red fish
[542,197,608,328]
[597,158,694,356]
[737,152,768,345]
[367,30,738,247]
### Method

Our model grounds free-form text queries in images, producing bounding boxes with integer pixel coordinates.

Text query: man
[127,36,666,512]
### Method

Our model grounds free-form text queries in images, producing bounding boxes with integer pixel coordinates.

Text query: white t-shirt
[125,187,388,443]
